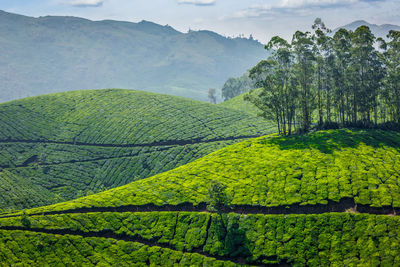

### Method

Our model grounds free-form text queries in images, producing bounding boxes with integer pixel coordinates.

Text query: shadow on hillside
[261,129,400,154]
[211,214,284,265]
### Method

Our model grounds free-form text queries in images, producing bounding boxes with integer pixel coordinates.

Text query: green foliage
[0,129,399,265]
[7,129,399,217]
[221,72,255,101]
[207,180,231,212]
[0,89,274,210]
[0,212,399,266]
[247,19,400,134]
[0,229,237,266]
[0,170,55,210]
[20,212,31,228]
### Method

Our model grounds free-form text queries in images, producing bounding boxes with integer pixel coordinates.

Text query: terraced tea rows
[0,230,238,266]
[0,89,268,144]
[12,129,399,216]
[0,210,399,265]
[0,141,239,209]
[1,129,400,265]
[0,89,274,210]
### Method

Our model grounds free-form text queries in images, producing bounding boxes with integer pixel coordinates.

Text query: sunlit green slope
[0,89,274,210]
[219,89,261,116]
[1,129,400,266]
[17,129,400,214]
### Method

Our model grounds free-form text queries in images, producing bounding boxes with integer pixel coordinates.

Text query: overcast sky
[1,0,399,43]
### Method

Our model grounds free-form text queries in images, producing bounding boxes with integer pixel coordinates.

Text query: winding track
[0,134,261,148]
[1,197,398,219]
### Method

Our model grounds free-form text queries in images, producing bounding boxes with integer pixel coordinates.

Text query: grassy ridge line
[11,129,400,215]
[0,230,239,266]
[0,212,399,265]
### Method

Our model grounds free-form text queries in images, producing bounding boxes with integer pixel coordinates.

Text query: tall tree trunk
[341,91,345,125]
[318,64,323,125]
[327,88,331,123]
[276,112,281,134]
[353,92,357,123]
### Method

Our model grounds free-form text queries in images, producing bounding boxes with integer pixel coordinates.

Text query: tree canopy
[246,18,400,135]
[221,72,255,101]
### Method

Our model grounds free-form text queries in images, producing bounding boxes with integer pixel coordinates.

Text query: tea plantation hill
[0,129,399,266]
[0,89,275,211]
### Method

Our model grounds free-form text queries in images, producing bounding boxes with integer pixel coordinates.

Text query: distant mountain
[335,20,400,38]
[0,10,267,103]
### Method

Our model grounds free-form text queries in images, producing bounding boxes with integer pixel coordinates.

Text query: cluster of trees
[221,72,255,101]
[246,18,400,135]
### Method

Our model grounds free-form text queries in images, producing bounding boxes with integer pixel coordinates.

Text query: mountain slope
[336,20,400,38]
[0,10,267,103]
[0,89,274,210]
[1,129,399,266]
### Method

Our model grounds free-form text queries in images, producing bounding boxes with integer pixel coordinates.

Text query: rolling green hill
[219,89,261,116]
[0,129,399,266]
[14,129,400,213]
[0,89,274,210]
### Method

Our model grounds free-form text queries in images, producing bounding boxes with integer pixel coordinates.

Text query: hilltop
[0,129,399,265]
[219,89,260,116]
[0,89,274,210]
[335,20,400,38]
[0,10,266,103]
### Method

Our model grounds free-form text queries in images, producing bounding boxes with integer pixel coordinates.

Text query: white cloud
[178,0,216,6]
[67,0,104,7]
[225,0,380,19]
[276,0,358,9]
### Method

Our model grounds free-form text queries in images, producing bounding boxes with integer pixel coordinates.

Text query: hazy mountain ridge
[0,10,266,102]
[335,20,400,38]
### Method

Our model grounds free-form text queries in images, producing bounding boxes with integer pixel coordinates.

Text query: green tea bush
[18,129,400,216]
[0,230,237,266]
[1,212,399,265]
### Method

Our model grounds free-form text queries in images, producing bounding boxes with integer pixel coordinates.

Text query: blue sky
[1,0,399,42]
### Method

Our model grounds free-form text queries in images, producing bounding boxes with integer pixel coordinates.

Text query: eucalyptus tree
[379,31,400,124]
[246,59,285,134]
[245,20,397,133]
[312,18,332,125]
[351,26,377,124]
[332,28,352,124]
[246,36,296,135]
[266,36,297,135]
[292,31,315,132]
